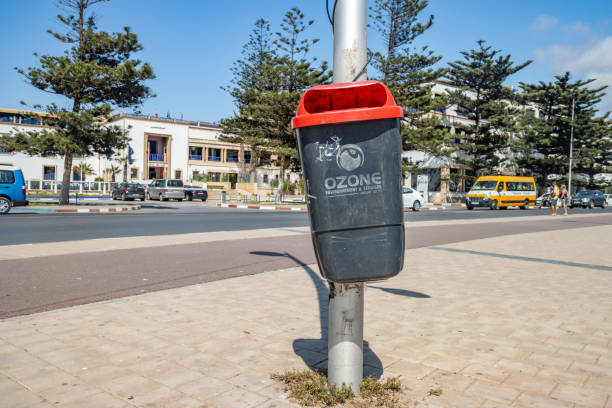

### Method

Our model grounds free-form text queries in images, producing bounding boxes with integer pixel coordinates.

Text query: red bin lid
[292,80,403,129]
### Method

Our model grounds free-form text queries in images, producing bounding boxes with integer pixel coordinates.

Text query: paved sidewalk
[1,225,611,407]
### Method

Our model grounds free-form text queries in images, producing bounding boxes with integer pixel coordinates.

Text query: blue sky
[2,0,612,122]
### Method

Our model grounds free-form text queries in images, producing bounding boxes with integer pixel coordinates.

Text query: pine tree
[445,40,531,180]
[221,8,329,195]
[0,0,154,204]
[220,19,275,180]
[370,0,452,160]
[517,72,611,190]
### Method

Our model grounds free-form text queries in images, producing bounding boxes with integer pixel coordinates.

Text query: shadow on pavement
[367,286,431,298]
[250,250,384,378]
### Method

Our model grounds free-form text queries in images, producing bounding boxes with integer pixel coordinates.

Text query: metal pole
[332,0,368,83]
[328,0,367,394]
[568,98,575,196]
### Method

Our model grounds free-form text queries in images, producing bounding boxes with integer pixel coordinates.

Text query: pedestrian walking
[559,184,568,215]
[550,181,559,216]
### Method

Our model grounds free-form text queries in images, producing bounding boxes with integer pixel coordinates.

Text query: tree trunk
[122,155,128,182]
[59,154,73,205]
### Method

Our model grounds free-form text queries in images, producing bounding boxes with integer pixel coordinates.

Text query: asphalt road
[1,212,612,318]
[3,203,612,245]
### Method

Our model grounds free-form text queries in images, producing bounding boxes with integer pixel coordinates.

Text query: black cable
[352,50,373,82]
[326,0,337,30]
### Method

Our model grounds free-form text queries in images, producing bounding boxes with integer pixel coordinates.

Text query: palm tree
[105,164,121,182]
[72,162,95,181]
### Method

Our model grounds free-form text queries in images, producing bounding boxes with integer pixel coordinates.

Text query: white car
[403,186,424,211]
[605,194,612,206]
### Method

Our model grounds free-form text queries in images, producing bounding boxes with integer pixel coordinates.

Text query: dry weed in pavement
[271,369,405,407]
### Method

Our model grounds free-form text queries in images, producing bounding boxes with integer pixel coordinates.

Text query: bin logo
[315,136,364,171]
[336,144,364,171]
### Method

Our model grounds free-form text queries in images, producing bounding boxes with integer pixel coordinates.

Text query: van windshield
[472,180,498,190]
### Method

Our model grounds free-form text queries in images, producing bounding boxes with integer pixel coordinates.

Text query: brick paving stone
[0,387,53,408]
[536,366,589,387]
[514,392,574,408]
[465,379,520,404]
[502,372,557,396]
[551,383,609,407]
[56,391,129,408]
[177,376,235,400]
[202,387,269,408]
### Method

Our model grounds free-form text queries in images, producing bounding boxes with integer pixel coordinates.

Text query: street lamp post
[328,0,367,394]
[568,98,575,196]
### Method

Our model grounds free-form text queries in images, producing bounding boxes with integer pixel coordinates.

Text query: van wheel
[466,204,473,210]
[490,200,498,210]
[412,201,421,211]
[520,199,529,210]
[0,197,10,214]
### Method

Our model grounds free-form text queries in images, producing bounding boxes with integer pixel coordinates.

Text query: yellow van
[466,176,537,210]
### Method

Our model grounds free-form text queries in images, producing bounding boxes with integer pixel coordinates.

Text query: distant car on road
[112,182,146,201]
[570,190,608,208]
[0,165,28,214]
[147,179,184,201]
[184,185,208,202]
[536,193,551,208]
[402,186,423,211]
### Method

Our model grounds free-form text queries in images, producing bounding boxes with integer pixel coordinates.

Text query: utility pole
[328,0,367,394]
[568,98,575,196]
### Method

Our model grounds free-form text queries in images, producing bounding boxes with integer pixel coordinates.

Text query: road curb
[215,203,457,212]
[216,203,307,211]
[11,205,142,214]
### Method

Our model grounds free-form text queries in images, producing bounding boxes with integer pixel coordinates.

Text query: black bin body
[292,81,405,283]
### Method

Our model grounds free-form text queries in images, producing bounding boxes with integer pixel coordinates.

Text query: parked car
[605,194,612,206]
[402,186,423,211]
[146,179,184,201]
[535,193,551,208]
[111,182,146,201]
[570,190,608,208]
[184,185,208,201]
[0,165,28,214]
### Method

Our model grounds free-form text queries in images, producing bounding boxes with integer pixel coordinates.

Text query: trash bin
[292,80,405,283]
[221,190,226,204]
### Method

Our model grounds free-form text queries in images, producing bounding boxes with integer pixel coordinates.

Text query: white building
[0,109,282,190]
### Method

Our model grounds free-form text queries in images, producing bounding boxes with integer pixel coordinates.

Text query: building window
[260,152,271,165]
[189,146,203,160]
[263,174,269,183]
[244,151,251,164]
[43,166,56,181]
[192,170,199,180]
[130,168,138,179]
[226,149,239,163]
[208,148,221,162]
[208,172,221,182]
[175,169,183,180]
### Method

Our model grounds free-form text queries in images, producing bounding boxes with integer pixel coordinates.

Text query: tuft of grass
[271,370,404,407]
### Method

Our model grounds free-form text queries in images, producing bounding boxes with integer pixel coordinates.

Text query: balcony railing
[189,154,202,161]
[208,156,221,162]
[227,157,239,163]
[43,173,56,181]
[149,153,164,162]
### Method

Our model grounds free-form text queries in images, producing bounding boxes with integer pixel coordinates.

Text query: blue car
[0,165,28,214]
